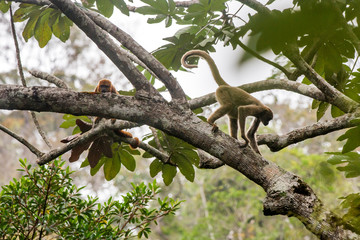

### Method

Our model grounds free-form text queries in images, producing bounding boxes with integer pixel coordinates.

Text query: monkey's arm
[207,103,233,131]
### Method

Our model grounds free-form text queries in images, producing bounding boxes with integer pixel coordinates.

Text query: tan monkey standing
[181,50,273,155]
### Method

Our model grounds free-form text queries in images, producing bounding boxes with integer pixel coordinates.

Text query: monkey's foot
[239,141,248,148]
[210,123,218,133]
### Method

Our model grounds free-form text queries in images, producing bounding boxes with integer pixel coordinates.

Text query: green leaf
[60,115,90,129]
[110,0,129,16]
[337,126,360,153]
[97,0,114,18]
[120,149,136,172]
[331,105,345,118]
[162,164,177,186]
[52,15,71,42]
[316,102,329,121]
[22,14,40,41]
[322,44,342,73]
[0,1,10,13]
[90,157,105,176]
[34,11,52,48]
[104,154,121,181]
[327,152,360,178]
[136,6,164,15]
[173,154,195,182]
[150,159,163,177]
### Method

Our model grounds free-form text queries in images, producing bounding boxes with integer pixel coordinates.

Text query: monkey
[93,79,140,149]
[181,50,273,154]
[94,79,119,94]
[93,79,120,124]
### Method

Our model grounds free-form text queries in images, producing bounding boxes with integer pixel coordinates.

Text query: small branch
[0,124,44,157]
[29,70,68,89]
[257,112,360,152]
[9,4,52,149]
[149,127,164,152]
[37,122,106,165]
[197,149,224,169]
[236,39,293,79]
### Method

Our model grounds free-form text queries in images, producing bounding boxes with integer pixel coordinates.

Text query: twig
[236,39,293,79]
[0,124,43,157]
[9,4,52,149]
[29,70,68,89]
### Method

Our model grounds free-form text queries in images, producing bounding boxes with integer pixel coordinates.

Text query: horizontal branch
[258,112,359,152]
[189,79,326,109]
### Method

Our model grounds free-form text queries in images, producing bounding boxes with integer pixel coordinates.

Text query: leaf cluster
[144,130,199,185]
[13,3,73,47]
[60,115,140,181]
[0,159,181,239]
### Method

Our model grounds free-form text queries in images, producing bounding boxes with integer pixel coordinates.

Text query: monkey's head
[260,109,273,126]
[98,79,112,93]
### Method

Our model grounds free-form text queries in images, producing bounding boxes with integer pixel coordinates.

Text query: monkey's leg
[247,118,261,154]
[237,107,249,147]
[229,117,238,139]
[207,104,232,132]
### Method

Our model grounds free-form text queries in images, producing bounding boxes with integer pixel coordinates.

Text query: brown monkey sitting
[93,79,140,149]
[181,50,273,155]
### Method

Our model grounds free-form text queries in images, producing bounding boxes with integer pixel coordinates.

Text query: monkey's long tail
[181,50,229,86]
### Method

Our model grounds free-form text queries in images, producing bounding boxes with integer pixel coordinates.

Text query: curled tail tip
[181,53,198,69]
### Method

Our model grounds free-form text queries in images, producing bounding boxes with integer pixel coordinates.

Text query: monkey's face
[261,110,273,126]
[99,84,111,93]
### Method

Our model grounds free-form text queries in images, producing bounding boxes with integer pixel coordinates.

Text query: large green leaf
[328,152,360,178]
[34,10,53,48]
[150,159,163,177]
[173,154,195,182]
[337,125,360,153]
[97,0,114,17]
[120,149,136,172]
[110,0,129,16]
[162,164,177,186]
[104,154,121,181]
[14,4,73,45]
[0,0,10,13]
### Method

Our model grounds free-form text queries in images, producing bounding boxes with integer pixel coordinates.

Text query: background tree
[1,0,360,239]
